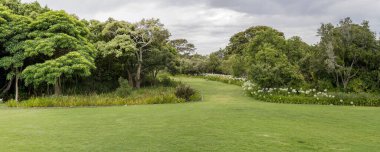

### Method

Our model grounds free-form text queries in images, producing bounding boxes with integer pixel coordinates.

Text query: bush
[159,74,178,87]
[7,85,202,108]
[115,77,133,97]
[7,87,177,107]
[348,78,368,93]
[201,74,246,86]
[145,94,185,104]
[244,85,380,107]
[175,84,196,101]
[189,92,202,101]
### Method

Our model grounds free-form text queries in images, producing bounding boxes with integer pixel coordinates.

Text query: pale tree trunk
[15,69,19,101]
[135,63,142,89]
[341,59,358,91]
[135,49,143,89]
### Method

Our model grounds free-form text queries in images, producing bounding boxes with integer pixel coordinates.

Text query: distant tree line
[193,18,380,93]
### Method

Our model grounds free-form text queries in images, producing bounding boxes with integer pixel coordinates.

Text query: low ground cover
[198,74,380,107]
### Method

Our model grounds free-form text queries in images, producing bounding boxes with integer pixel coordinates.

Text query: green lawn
[0,77,379,151]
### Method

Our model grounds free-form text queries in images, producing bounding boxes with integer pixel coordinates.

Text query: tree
[0,6,31,101]
[318,17,378,90]
[96,19,175,88]
[226,26,284,56]
[130,19,171,88]
[221,54,246,77]
[21,11,96,95]
[249,44,304,88]
[169,39,195,57]
[0,0,49,17]
[207,49,224,73]
[97,33,137,87]
[180,54,208,75]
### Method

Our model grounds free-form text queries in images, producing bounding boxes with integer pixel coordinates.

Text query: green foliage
[115,77,133,97]
[201,74,245,86]
[20,10,96,95]
[178,54,208,75]
[348,78,368,93]
[251,93,380,107]
[7,86,189,107]
[319,17,379,90]
[169,39,195,57]
[145,94,185,104]
[221,54,246,77]
[23,52,95,86]
[206,50,224,73]
[249,44,304,88]
[243,81,380,107]
[175,84,196,101]
[158,74,178,87]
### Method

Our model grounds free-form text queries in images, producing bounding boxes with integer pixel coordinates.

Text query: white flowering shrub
[246,86,380,106]
[202,74,246,86]
[197,73,380,106]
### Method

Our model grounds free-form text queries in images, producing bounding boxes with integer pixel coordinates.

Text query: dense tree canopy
[21,11,96,95]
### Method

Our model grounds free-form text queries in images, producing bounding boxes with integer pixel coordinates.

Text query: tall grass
[7,87,196,108]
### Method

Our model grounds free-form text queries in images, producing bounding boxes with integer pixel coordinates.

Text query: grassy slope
[0,77,379,152]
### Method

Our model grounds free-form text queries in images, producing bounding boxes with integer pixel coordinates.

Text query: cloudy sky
[22,0,380,54]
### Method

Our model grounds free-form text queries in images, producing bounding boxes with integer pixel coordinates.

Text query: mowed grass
[0,77,379,152]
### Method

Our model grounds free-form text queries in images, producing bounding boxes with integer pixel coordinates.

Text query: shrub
[7,86,202,108]
[145,94,185,104]
[175,84,196,101]
[348,78,367,93]
[189,92,202,101]
[244,86,380,107]
[115,77,133,97]
[159,74,178,87]
[201,74,246,86]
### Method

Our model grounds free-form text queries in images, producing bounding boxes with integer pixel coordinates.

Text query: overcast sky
[22,0,380,54]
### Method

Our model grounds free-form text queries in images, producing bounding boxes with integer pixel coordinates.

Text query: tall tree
[0,6,31,101]
[169,39,195,57]
[21,11,96,95]
[130,19,171,88]
[249,44,304,87]
[318,17,378,90]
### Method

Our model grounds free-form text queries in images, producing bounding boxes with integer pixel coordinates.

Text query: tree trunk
[54,77,62,96]
[127,70,134,87]
[15,69,19,101]
[343,80,349,91]
[135,49,143,89]
[135,63,142,89]
[1,78,13,95]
